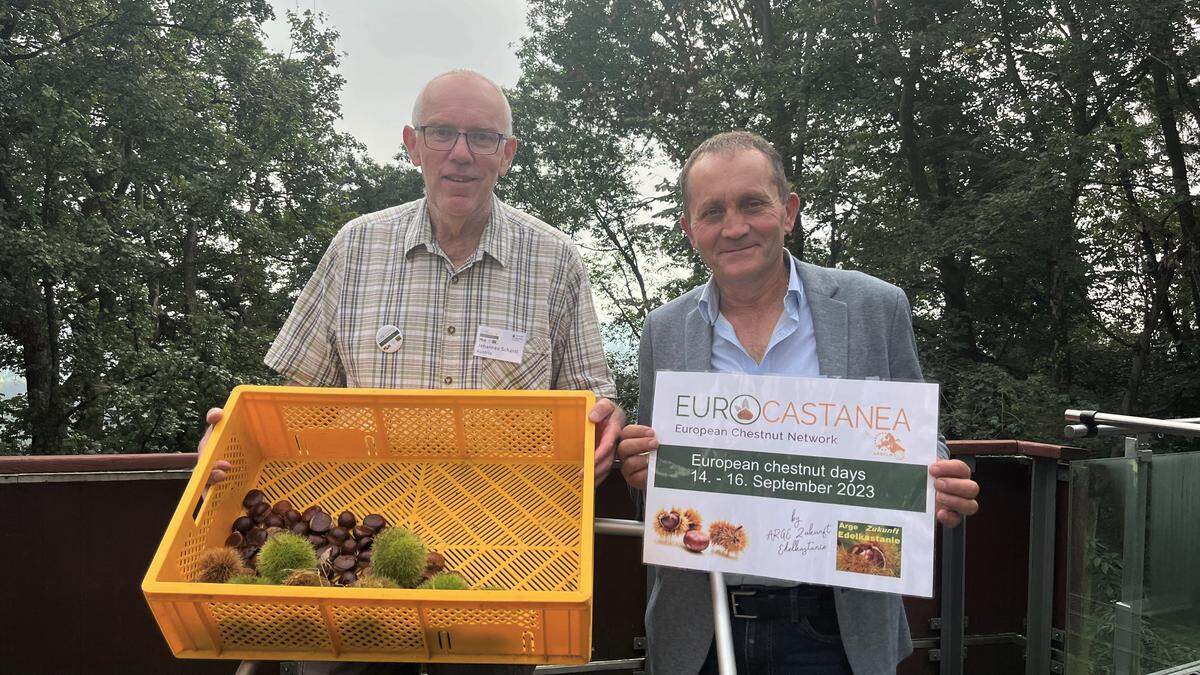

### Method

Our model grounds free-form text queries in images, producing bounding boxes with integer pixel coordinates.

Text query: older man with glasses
[199,69,625,674]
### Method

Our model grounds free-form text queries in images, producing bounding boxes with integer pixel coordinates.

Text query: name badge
[473,325,527,364]
[375,324,403,353]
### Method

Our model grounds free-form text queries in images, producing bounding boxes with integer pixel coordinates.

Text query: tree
[515,0,1200,441]
[0,2,422,454]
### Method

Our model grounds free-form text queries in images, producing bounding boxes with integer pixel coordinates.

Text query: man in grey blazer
[617,131,979,674]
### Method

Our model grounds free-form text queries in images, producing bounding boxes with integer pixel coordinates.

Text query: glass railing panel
[1139,451,1200,674]
[1066,450,1200,675]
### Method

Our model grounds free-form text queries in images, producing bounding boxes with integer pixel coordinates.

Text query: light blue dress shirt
[698,254,820,587]
[698,255,821,378]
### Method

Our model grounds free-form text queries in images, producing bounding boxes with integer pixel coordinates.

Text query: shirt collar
[697,253,805,325]
[402,195,510,268]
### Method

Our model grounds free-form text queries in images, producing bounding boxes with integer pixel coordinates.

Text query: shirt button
[443,376,453,385]
[447,326,456,335]
[450,276,460,285]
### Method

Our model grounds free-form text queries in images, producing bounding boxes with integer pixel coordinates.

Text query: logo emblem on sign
[730,394,761,425]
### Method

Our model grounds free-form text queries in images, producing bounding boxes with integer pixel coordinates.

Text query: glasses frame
[417,125,508,156]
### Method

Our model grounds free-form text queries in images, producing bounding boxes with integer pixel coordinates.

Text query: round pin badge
[375,324,403,353]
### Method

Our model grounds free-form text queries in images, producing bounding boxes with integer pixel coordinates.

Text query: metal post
[1026,456,1057,675]
[596,518,737,673]
[940,482,968,675]
[1114,436,1150,675]
[709,571,737,675]
[1114,601,1136,675]
[594,518,646,537]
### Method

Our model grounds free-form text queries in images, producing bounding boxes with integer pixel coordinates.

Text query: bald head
[411,70,513,136]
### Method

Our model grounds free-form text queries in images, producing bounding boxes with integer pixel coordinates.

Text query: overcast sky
[262,0,530,163]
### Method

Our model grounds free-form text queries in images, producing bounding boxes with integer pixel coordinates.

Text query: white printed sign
[643,371,940,597]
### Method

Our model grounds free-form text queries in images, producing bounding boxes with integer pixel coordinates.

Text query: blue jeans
[698,590,852,675]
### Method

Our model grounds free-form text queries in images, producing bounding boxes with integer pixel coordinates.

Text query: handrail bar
[1063,411,1200,438]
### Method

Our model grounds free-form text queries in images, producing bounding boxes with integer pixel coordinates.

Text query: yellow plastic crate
[143,385,595,664]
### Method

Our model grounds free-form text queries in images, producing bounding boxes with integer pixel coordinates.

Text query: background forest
[1,0,1197,455]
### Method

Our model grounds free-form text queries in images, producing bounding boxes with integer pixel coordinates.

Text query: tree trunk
[1150,59,1200,333]
[182,217,198,324]
[896,25,979,359]
[18,275,67,454]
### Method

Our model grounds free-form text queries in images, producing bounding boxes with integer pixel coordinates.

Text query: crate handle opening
[191,491,206,524]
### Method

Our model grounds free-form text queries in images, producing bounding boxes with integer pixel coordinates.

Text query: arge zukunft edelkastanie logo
[729,394,761,424]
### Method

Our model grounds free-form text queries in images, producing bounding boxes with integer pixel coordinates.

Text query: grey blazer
[637,257,946,675]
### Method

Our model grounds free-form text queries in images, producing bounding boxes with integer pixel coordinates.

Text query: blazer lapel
[682,304,713,372]
[797,258,848,378]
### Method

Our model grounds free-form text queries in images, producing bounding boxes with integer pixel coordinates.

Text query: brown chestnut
[327,527,349,543]
[225,531,245,547]
[426,551,446,574]
[232,516,254,533]
[357,536,373,550]
[309,512,332,534]
[307,534,327,548]
[337,511,357,529]
[657,510,681,532]
[352,525,375,539]
[302,506,322,522]
[683,529,710,553]
[265,514,285,528]
[357,549,372,564]
[249,502,270,522]
[338,570,358,586]
[340,539,358,555]
[242,489,266,509]
[316,545,338,567]
[270,499,293,515]
[284,509,303,525]
[237,545,259,562]
[290,521,310,536]
[333,555,357,572]
[247,526,268,547]
[362,514,386,531]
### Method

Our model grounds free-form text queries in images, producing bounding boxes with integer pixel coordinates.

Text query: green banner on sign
[655,444,927,512]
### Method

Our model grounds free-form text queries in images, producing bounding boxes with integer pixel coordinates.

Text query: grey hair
[411,69,513,136]
[678,131,789,216]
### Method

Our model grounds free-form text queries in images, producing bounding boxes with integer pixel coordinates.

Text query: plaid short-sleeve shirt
[265,196,616,398]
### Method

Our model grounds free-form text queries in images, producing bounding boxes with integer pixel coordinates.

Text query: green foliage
[4,0,1199,455]
[512,0,1200,441]
[0,2,422,454]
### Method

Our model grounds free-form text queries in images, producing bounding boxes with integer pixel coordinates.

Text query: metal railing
[1062,409,1200,675]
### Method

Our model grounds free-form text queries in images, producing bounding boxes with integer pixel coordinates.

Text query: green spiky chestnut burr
[256,532,318,583]
[370,528,427,588]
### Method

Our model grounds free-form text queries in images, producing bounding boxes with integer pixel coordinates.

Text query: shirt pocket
[478,335,552,390]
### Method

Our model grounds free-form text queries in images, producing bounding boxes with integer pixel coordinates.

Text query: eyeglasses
[418,125,507,155]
